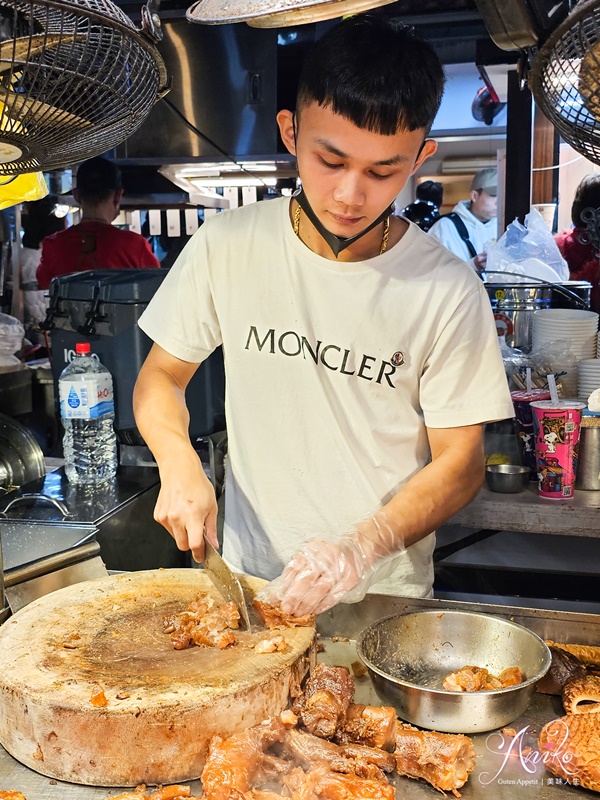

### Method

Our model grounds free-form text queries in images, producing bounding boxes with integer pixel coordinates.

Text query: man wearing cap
[428,168,497,272]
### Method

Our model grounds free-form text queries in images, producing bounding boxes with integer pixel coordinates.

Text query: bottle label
[59,374,114,420]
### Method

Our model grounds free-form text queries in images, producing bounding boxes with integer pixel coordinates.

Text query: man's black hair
[296,15,445,135]
[22,195,64,249]
[416,180,443,209]
[571,173,600,227]
[76,156,122,205]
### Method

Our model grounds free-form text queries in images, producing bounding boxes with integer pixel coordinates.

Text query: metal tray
[0,593,597,798]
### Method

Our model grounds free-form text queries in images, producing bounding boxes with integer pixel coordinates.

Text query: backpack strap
[443,212,477,259]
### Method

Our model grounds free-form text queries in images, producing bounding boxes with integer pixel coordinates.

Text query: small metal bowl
[485,464,530,493]
[357,610,551,734]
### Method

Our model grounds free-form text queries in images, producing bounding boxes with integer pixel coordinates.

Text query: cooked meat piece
[283,726,341,765]
[337,743,396,774]
[562,674,600,714]
[90,684,108,707]
[147,787,195,800]
[0,793,27,800]
[284,762,395,800]
[443,665,522,692]
[395,723,476,797]
[539,714,600,792]
[283,727,394,782]
[545,641,600,667]
[498,667,523,687]
[201,717,286,800]
[293,664,354,738]
[253,600,316,629]
[244,792,287,800]
[537,646,587,695]
[163,594,240,651]
[335,703,397,752]
[350,661,368,679]
[108,789,199,800]
[443,666,489,692]
[254,635,288,654]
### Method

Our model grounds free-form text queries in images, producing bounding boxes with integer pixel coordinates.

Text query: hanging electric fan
[529,0,600,166]
[0,0,168,174]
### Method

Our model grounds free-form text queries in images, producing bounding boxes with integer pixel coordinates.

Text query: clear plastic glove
[257,511,402,616]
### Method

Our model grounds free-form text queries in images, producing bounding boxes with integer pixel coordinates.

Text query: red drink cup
[530,400,586,499]
[511,389,552,480]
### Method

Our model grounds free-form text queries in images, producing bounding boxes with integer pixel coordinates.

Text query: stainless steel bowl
[357,610,551,734]
[485,464,530,493]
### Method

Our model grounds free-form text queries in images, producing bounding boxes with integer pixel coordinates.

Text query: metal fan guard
[0,0,168,174]
[530,0,600,168]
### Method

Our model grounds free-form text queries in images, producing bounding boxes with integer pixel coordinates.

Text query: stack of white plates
[578,359,600,404]
[532,309,599,398]
[597,331,600,358]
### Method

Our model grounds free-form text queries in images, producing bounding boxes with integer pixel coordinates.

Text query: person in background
[428,168,497,272]
[401,179,443,231]
[555,173,600,313]
[36,156,160,290]
[21,195,66,330]
[133,16,513,617]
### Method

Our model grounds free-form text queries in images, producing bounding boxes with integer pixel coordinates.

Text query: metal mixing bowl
[485,464,530,493]
[357,610,551,734]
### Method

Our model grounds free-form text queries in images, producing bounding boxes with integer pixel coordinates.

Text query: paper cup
[531,400,586,499]
[511,389,551,480]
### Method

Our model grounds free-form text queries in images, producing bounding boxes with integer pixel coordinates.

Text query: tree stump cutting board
[0,569,316,787]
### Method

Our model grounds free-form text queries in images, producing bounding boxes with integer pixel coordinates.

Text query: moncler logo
[391,351,405,367]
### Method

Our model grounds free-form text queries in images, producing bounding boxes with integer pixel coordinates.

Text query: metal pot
[357,610,551,734]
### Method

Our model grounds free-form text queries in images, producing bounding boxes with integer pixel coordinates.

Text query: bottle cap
[75,342,91,354]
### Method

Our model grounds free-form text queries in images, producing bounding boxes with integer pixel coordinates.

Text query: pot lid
[0,413,45,492]
[186,0,397,27]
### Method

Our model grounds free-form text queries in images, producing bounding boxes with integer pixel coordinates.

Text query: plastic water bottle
[58,342,118,484]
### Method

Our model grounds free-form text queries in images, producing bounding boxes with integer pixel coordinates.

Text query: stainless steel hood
[114,19,278,163]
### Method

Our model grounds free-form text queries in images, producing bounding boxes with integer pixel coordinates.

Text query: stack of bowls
[533,309,599,397]
[578,359,600,404]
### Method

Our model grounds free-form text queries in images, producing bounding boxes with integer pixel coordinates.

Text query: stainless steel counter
[1,592,598,798]
[447,484,600,537]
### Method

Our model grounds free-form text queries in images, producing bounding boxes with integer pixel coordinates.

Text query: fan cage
[0,0,167,174]
[530,0,600,168]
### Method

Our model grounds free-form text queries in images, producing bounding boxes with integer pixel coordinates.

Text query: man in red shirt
[36,156,160,289]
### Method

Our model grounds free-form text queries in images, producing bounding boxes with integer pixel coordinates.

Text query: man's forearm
[133,363,195,465]
[376,429,484,553]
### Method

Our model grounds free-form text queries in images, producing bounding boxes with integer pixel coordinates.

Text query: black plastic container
[46,269,225,444]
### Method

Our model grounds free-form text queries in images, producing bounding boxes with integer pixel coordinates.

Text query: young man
[133,16,513,616]
[36,156,160,289]
[427,168,498,272]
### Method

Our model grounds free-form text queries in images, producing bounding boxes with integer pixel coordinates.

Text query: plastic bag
[485,208,569,284]
[0,172,48,211]
[0,312,24,366]
[502,339,578,396]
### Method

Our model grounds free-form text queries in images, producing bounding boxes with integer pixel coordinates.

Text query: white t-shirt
[428,200,498,269]
[139,197,513,598]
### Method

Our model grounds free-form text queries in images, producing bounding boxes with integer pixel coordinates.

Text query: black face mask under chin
[293,187,394,258]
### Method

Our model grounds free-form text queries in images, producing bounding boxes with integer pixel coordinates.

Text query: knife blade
[203,535,252,632]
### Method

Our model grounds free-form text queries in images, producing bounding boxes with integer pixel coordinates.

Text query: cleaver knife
[203,535,252,632]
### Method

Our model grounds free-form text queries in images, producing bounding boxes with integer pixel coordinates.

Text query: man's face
[278,102,436,241]
[470,189,497,222]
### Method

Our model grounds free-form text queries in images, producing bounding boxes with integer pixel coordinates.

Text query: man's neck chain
[293,203,390,256]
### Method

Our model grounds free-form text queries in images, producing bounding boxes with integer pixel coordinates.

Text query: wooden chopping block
[0,568,316,787]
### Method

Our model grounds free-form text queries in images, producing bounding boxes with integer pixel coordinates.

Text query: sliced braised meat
[395,723,476,798]
[293,664,354,738]
[335,703,397,751]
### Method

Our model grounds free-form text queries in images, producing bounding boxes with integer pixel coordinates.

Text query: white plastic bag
[485,208,569,284]
[0,313,24,365]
